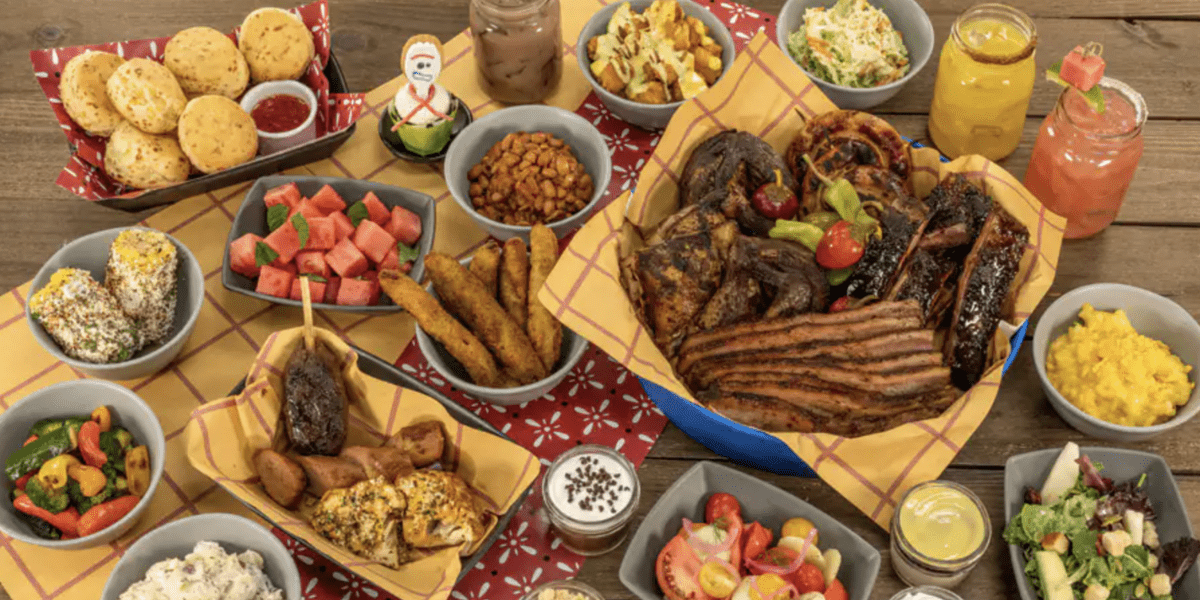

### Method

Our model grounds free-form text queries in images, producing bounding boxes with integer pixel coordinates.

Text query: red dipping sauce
[251,94,310,133]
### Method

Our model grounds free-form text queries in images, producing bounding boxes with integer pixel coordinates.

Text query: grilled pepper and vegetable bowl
[4,406,151,540]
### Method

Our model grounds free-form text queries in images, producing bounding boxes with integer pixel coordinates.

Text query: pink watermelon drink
[1023,45,1146,239]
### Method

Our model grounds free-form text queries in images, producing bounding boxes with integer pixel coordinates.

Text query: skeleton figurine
[384,34,459,157]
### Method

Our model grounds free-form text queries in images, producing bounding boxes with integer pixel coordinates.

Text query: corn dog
[527,225,562,372]
[423,253,548,384]
[377,270,505,387]
[499,238,529,329]
[468,240,501,299]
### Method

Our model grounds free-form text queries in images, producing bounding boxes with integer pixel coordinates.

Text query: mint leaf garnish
[266,204,289,232]
[291,213,310,248]
[347,201,369,227]
[396,242,420,265]
[254,242,279,267]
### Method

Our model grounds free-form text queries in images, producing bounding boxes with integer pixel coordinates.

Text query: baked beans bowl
[444,105,612,243]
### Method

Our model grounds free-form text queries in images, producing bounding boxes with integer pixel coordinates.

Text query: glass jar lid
[888,585,968,600]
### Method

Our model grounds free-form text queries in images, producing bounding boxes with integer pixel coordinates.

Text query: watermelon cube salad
[229,183,422,306]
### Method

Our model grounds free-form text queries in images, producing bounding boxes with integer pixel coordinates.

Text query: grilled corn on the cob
[105,229,178,344]
[29,268,143,363]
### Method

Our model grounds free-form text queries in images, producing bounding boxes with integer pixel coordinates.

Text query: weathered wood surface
[2,0,1199,598]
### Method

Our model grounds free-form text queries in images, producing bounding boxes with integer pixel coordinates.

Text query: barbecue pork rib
[945,206,1030,389]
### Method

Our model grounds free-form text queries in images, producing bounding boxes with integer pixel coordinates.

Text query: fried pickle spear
[423,253,548,384]
[527,225,562,372]
[378,270,505,387]
[468,240,501,299]
[499,238,529,329]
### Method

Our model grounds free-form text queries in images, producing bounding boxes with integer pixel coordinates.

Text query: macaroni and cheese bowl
[576,0,735,130]
[1033,283,1200,441]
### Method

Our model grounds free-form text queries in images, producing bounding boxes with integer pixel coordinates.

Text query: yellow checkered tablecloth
[0,2,603,596]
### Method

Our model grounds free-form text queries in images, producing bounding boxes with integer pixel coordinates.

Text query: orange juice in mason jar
[928,4,1036,161]
[1023,78,1146,239]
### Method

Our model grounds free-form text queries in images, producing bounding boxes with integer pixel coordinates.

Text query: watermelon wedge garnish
[1046,42,1107,114]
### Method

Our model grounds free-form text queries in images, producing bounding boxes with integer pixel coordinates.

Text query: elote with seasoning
[29,268,143,363]
[105,229,179,344]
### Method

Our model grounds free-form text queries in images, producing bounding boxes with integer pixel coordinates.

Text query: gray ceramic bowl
[1032,283,1200,442]
[619,461,881,600]
[575,0,736,131]
[0,379,165,549]
[100,513,301,600]
[222,175,437,313]
[26,227,204,381]
[1005,447,1200,600]
[775,0,934,110]
[414,258,589,405]
[442,105,613,243]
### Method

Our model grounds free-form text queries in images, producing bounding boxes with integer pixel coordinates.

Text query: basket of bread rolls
[30,0,365,211]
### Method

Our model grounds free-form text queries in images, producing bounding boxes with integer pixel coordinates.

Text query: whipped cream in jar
[469,0,563,104]
[542,444,639,556]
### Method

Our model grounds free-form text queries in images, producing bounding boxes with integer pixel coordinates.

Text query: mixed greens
[1004,443,1200,600]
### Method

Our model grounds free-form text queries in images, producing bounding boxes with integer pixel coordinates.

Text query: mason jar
[469,0,563,104]
[928,3,1037,161]
[1022,77,1147,239]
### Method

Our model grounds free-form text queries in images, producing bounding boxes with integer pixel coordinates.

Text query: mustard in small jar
[891,480,990,588]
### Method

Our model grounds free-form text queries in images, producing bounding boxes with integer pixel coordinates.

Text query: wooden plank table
[2,0,1199,598]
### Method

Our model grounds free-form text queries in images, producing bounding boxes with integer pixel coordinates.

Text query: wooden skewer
[300,275,315,351]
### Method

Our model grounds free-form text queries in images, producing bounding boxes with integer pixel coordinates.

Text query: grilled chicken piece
[679,130,795,236]
[945,206,1030,389]
[647,204,728,245]
[623,225,733,357]
[310,477,407,568]
[737,237,829,318]
[694,272,761,332]
[394,470,488,555]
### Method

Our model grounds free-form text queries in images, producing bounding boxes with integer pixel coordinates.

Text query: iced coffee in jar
[470,0,563,104]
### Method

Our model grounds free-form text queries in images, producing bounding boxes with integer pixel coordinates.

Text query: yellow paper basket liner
[540,32,1064,528]
[185,327,540,600]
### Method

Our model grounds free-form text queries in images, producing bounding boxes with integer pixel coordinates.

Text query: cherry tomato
[824,579,849,600]
[815,221,865,270]
[828,297,850,313]
[705,493,741,523]
[747,546,799,574]
[793,563,826,595]
[780,518,819,545]
[752,169,800,220]
[742,522,774,562]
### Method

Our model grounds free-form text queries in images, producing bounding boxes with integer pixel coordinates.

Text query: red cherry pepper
[78,421,107,468]
[752,170,800,220]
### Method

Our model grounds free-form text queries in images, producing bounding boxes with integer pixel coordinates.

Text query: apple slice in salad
[1004,444,1200,600]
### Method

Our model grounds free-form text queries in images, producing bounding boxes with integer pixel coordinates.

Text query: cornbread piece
[106,58,187,134]
[310,477,408,568]
[103,121,191,190]
[105,229,179,344]
[59,51,126,136]
[176,95,258,174]
[239,8,315,82]
[164,26,250,98]
[29,268,143,363]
